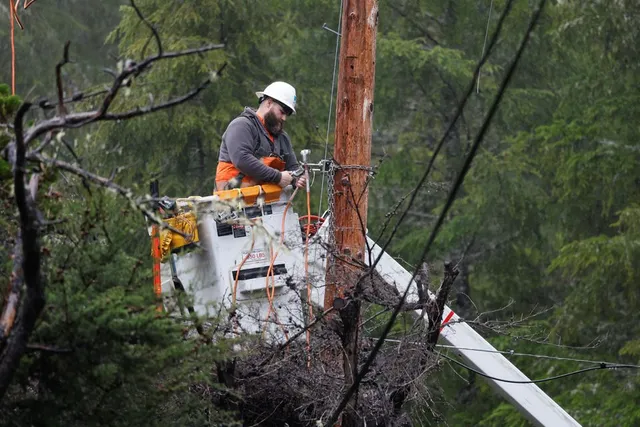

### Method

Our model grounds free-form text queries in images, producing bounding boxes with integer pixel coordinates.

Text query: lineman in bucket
[215,81,307,191]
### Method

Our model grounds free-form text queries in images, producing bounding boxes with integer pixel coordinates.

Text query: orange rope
[8,1,38,95]
[9,0,15,94]
[264,242,289,340]
[263,188,298,339]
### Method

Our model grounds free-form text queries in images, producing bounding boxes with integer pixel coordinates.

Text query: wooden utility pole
[324,0,378,425]
[324,0,378,309]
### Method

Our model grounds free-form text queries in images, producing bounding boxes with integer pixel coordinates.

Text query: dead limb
[55,41,72,116]
[0,102,45,399]
[130,0,162,56]
[20,45,225,146]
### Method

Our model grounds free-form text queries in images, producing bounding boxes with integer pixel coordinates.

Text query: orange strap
[263,156,286,170]
[216,161,250,183]
[215,156,286,183]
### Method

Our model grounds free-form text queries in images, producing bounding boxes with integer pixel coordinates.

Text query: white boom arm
[159,194,580,426]
[366,238,581,427]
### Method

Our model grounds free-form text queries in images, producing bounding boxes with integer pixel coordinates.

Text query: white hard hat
[256,81,297,114]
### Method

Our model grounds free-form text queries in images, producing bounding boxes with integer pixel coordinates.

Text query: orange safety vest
[216,113,288,191]
[215,156,286,191]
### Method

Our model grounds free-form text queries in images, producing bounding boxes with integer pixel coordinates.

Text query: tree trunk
[324,1,378,425]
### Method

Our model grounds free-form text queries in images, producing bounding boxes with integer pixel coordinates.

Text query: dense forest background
[1,0,639,426]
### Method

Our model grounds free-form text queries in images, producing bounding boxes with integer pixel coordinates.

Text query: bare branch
[23,55,225,145]
[36,89,109,112]
[91,43,223,118]
[13,102,34,233]
[26,153,200,242]
[426,262,459,346]
[26,343,72,354]
[31,131,55,154]
[29,153,150,212]
[56,41,71,116]
[0,102,46,399]
[325,0,546,422]
[342,171,372,266]
[373,187,415,244]
[86,76,213,122]
[153,44,225,61]
[130,0,162,56]
[415,262,429,303]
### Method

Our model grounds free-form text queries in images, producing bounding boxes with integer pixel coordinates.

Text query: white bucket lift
[154,178,580,427]
[160,188,324,338]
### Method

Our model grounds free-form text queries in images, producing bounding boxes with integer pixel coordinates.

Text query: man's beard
[263,110,283,136]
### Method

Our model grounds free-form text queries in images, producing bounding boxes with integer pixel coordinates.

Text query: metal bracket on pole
[322,23,341,37]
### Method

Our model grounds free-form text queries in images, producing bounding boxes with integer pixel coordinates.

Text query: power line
[382,339,640,368]
[436,344,640,367]
[477,0,494,93]
[370,0,517,269]
[317,0,343,217]
[325,1,544,425]
[437,350,640,385]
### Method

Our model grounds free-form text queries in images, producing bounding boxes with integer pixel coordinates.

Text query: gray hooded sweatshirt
[218,107,299,183]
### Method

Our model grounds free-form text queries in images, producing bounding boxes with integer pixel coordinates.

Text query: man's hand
[295,175,307,189]
[278,171,294,188]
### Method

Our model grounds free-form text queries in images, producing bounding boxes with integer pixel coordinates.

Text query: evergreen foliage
[1,190,239,426]
[1,0,639,425]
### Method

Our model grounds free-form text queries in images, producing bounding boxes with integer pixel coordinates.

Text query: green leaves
[369,2,640,425]
[0,84,21,123]
[2,191,238,426]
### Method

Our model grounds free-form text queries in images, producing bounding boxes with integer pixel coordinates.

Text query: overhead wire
[324,1,546,425]
[370,0,517,272]
[231,223,256,334]
[434,344,635,366]
[382,339,640,368]
[477,0,494,93]
[436,350,640,385]
[317,0,344,217]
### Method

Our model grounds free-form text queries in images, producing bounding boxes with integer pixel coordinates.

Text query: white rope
[317,0,343,217]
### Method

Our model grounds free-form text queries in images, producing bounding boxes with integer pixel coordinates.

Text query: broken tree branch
[130,0,162,56]
[0,101,46,399]
[26,343,72,354]
[90,43,223,121]
[325,0,545,422]
[78,76,214,123]
[426,262,459,347]
[415,262,429,303]
[25,153,208,244]
[56,41,71,116]
[22,56,225,145]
